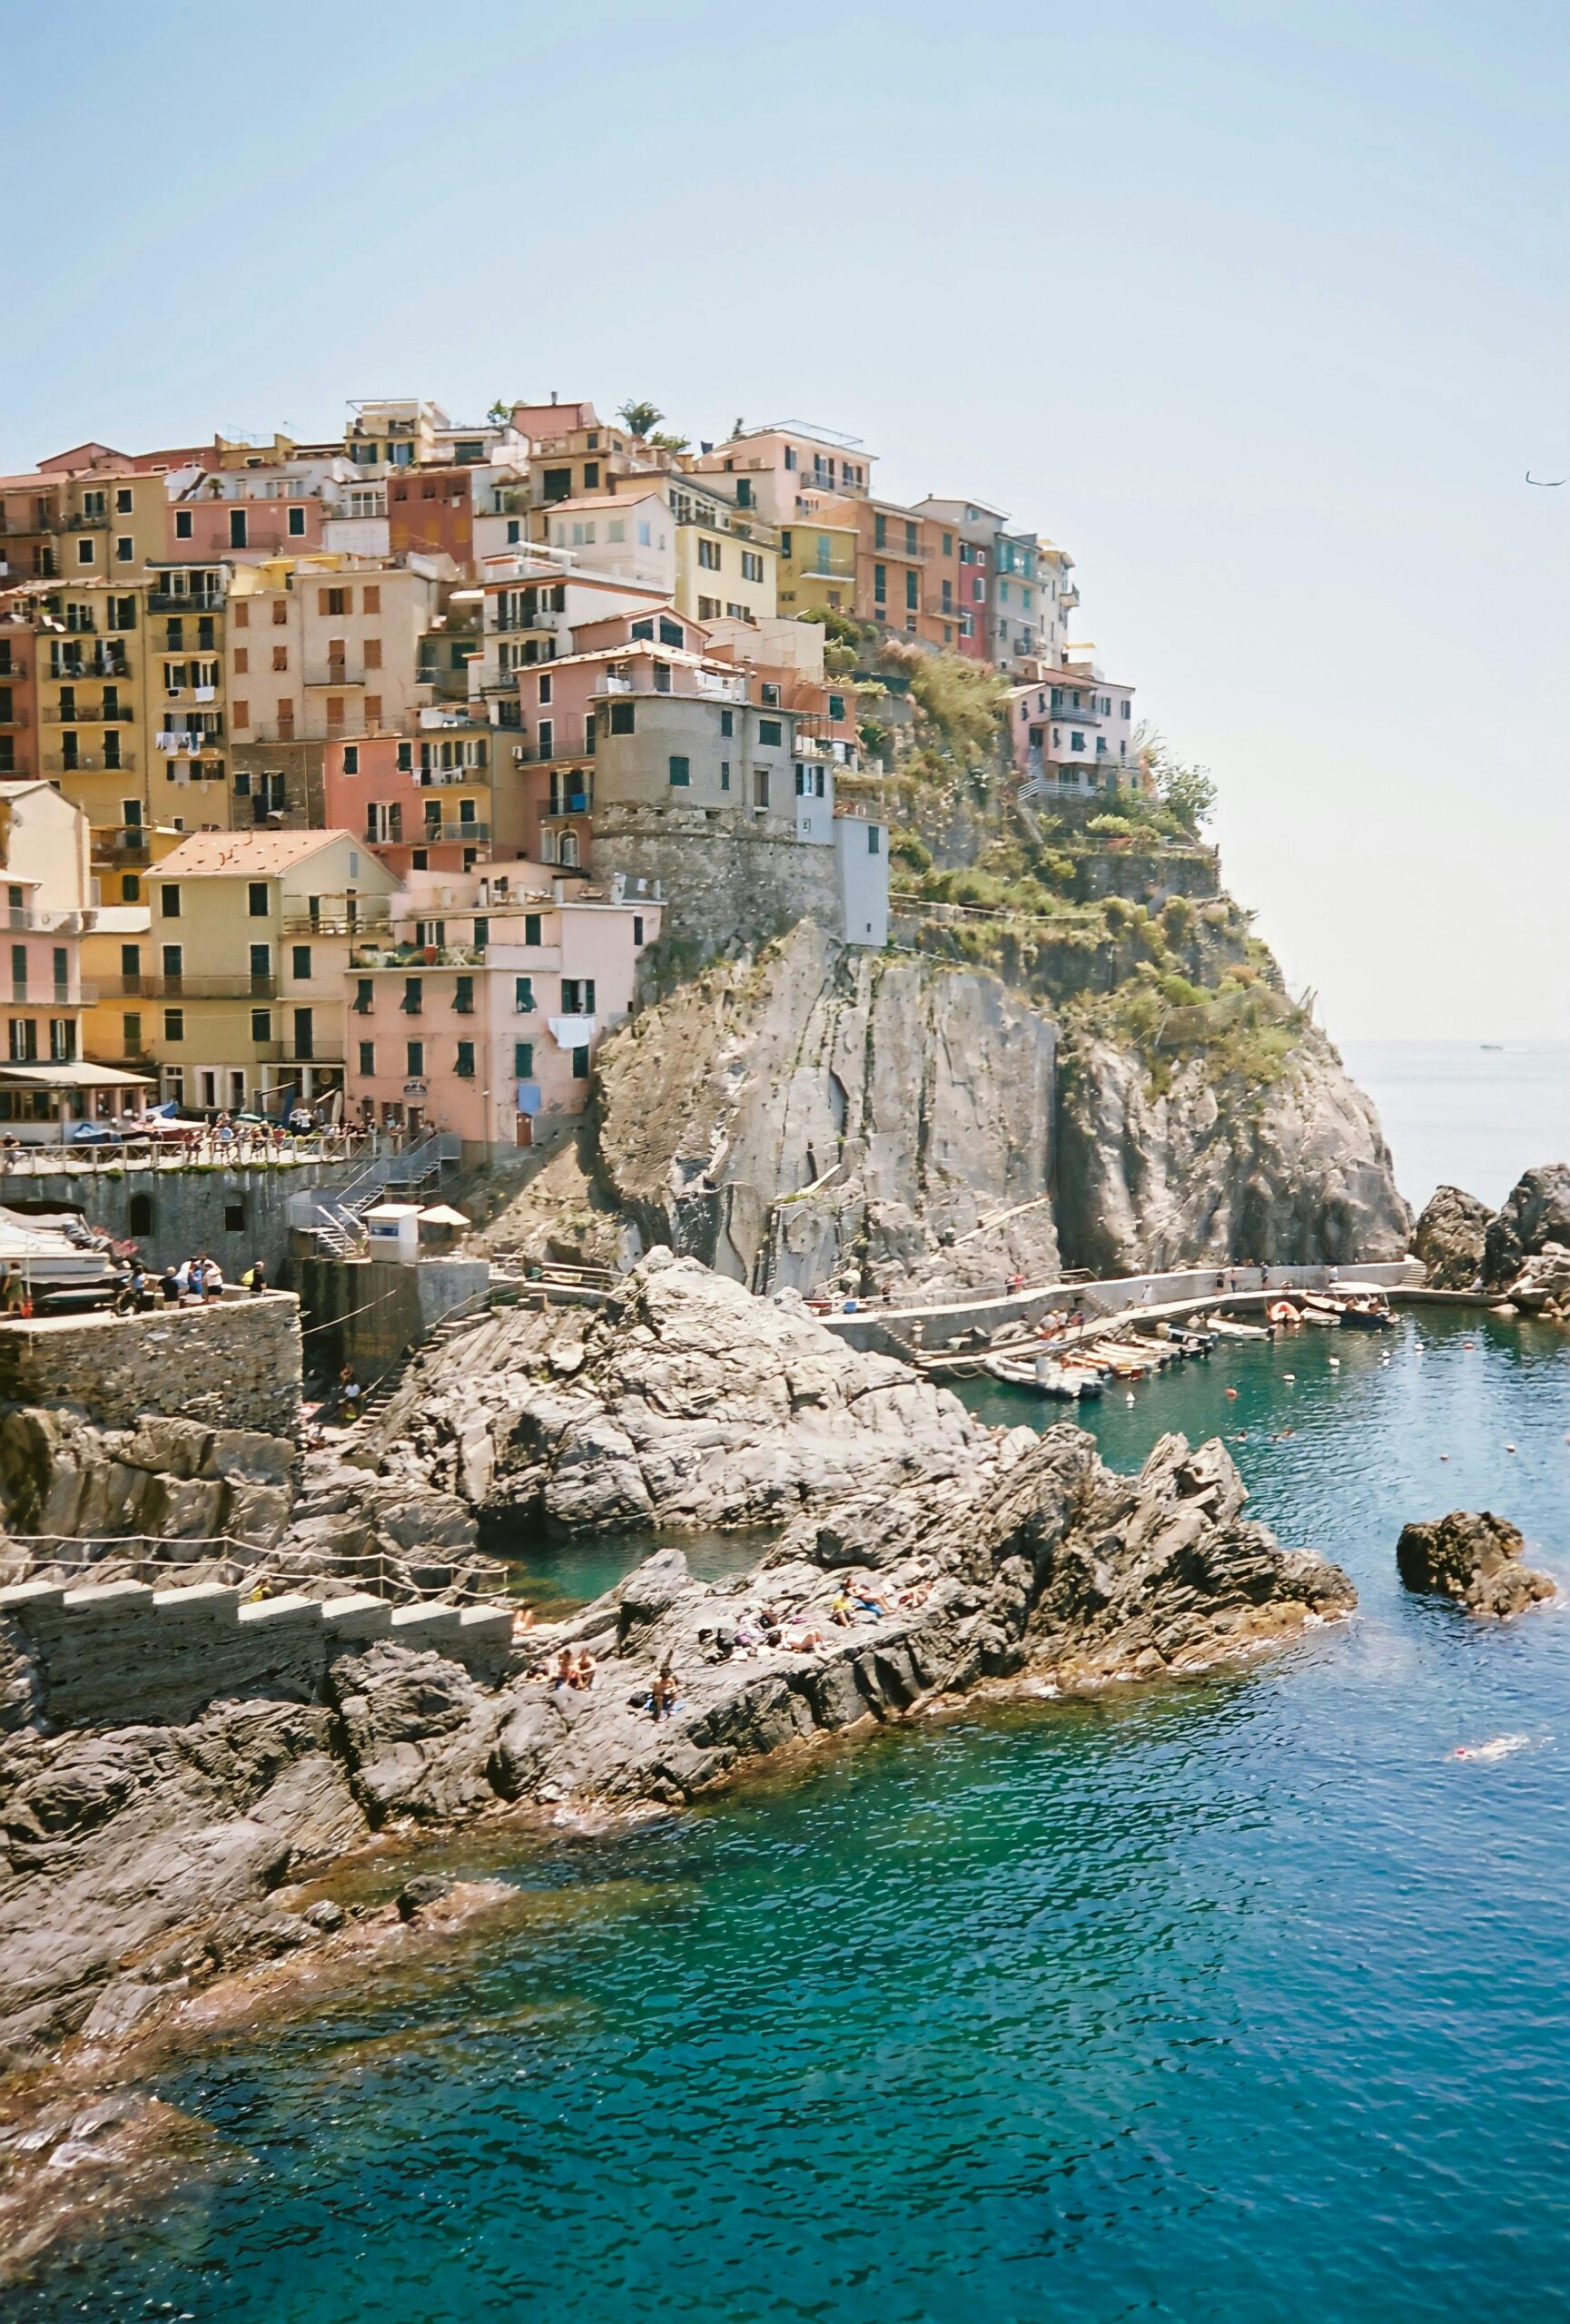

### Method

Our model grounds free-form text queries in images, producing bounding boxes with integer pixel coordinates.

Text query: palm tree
[617,399,664,440]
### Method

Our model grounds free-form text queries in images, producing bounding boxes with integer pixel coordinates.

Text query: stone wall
[0,1295,302,1437]
[0,1574,512,1730]
[5,1157,377,1277]
[295,1255,489,1384]
[593,807,844,956]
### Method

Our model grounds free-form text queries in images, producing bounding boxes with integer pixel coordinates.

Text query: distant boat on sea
[1481,1043,1504,1051]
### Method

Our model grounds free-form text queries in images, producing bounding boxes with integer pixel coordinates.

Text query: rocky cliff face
[1053,1029,1409,1273]
[484,921,1406,1291]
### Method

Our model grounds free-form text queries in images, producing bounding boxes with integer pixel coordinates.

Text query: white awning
[0,1062,155,1089]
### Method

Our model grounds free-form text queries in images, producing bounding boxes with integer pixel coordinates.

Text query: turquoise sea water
[18,1310,1570,2323]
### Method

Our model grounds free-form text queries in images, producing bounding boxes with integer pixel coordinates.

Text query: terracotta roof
[154,829,362,877]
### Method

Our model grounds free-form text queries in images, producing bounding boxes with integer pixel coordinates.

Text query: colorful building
[343,860,659,1154]
[1009,668,1142,794]
[139,828,398,1116]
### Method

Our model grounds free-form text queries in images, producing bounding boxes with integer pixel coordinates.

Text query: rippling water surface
[19,1313,1570,2324]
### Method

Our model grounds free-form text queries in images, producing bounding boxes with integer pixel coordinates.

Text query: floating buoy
[1283,1373,1296,1383]
[1506,1443,1516,1453]
[1125,1392,1135,1406]
[1464,1340,1476,1350]
[1441,1453,1449,1461]
[1328,1356,1340,1367]
[1226,1386,1239,1399]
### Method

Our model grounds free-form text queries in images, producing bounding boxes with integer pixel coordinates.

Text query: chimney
[550,390,558,406]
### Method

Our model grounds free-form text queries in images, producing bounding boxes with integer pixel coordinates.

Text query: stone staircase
[297,1132,462,1256]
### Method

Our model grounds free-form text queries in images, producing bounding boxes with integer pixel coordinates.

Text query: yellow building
[47,468,170,588]
[30,576,154,840]
[665,478,779,628]
[139,829,398,1116]
[775,514,859,617]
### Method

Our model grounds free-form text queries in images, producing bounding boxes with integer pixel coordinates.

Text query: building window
[874,563,887,604]
[697,536,722,571]
[174,511,193,540]
[456,1040,475,1078]
[49,1019,75,1061]
[342,743,359,773]
[868,825,881,855]
[115,536,133,563]
[292,1008,313,1060]
[403,977,422,1014]
[560,977,596,1013]
[524,913,542,946]
[356,1039,375,1078]
[758,718,782,747]
[720,708,734,738]
[406,1039,424,1077]
[396,741,412,771]
[321,587,348,616]
[828,694,845,722]
[163,1008,184,1042]
[122,1010,143,1055]
[719,761,730,790]
[874,512,887,549]
[272,599,287,626]
[515,974,535,1011]
[632,915,644,946]
[250,1009,271,1042]
[454,976,475,1015]
[609,702,635,735]
[287,507,306,537]
[160,883,180,918]
[571,1044,590,1079]
[755,769,771,810]
[248,882,269,917]
[741,551,764,584]
[514,1040,534,1077]
[291,945,312,980]
[668,755,691,786]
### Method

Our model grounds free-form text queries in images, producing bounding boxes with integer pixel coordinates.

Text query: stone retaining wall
[3,1157,379,1276]
[0,1574,513,1730]
[0,1295,302,1437]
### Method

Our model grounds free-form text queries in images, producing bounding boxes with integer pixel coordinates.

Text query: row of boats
[984,1283,1397,1400]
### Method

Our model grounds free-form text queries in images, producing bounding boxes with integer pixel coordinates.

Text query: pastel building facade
[1010,670,1143,793]
[343,861,659,1154]
[142,828,399,1115]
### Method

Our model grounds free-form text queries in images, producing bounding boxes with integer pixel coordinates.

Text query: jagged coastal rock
[0,1262,1353,2071]
[1413,1166,1570,1310]
[1396,1510,1555,1619]
[366,1249,983,1531]
[1413,1184,1491,1289]
[1484,1164,1570,1292]
[479,923,1407,1293]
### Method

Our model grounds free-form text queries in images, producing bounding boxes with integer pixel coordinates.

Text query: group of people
[109,1251,269,1313]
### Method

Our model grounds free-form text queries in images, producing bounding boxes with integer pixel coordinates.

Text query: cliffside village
[0,397,1143,1159]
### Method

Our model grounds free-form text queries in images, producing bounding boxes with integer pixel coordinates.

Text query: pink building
[1010,668,1143,797]
[168,480,328,560]
[343,860,659,1155]
[321,722,502,882]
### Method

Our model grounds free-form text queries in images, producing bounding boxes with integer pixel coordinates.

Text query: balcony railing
[42,700,133,724]
[0,706,28,728]
[281,911,392,939]
[44,750,138,773]
[419,821,490,844]
[351,942,488,970]
[1,907,97,934]
[146,587,224,612]
[93,827,153,862]
[125,975,281,1000]
[543,791,590,817]
[304,666,360,690]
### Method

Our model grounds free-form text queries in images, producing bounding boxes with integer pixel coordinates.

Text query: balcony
[0,706,27,728]
[42,700,134,724]
[1,906,97,934]
[147,586,223,612]
[44,750,138,773]
[419,821,490,844]
[118,975,281,1000]
[543,790,590,817]
[93,827,152,862]
[351,942,488,970]
[415,766,488,789]
[282,911,392,939]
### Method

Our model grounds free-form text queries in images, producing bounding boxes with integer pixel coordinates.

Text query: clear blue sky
[6,0,1567,1040]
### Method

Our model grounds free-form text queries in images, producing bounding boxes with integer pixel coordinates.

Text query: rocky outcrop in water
[0,1265,1353,2076]
[476,922,1406,1296]
[1396,1510,1555,1618]
[1413,1185,1490,1290]
[1484,1165,1570,1292]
